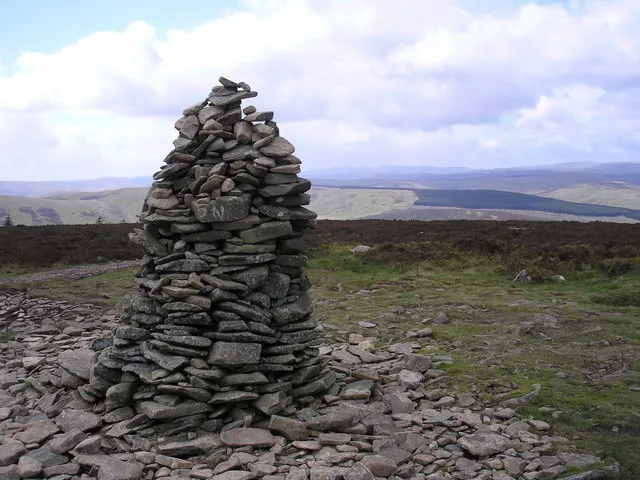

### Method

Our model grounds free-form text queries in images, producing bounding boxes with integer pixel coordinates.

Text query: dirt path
[0,260,138,284]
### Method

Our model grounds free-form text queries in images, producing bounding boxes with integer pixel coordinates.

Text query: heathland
[0,220,639,476]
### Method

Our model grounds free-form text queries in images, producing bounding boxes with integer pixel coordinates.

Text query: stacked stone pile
[0,292,612,480]
[80,77,333,425]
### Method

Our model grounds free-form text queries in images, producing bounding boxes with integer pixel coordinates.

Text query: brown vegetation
[2,220,640,279]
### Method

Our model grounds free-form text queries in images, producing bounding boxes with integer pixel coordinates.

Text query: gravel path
[0,260,138,284]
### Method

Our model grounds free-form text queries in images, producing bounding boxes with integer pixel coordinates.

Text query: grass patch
[6,268,136,308]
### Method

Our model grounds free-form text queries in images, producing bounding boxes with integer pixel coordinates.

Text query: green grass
[2,267,136,308]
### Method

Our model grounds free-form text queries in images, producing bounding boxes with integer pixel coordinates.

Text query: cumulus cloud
[1,0,640,180]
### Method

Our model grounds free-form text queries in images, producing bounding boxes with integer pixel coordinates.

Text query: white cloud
[1,0,640,180]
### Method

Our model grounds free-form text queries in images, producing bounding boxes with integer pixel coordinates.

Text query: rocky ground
[0,291,615,480]
[0,262,138,285]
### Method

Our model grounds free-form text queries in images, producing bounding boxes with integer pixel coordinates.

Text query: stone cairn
[82,77,334,426]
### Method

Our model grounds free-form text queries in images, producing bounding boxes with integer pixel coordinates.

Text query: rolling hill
[4,162,640,225]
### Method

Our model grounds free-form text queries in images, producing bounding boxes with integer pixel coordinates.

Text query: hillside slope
[543,182,640,209]
[0,188,148,225]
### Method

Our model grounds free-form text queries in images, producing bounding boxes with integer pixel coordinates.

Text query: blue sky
[1,0,640,181]
[0,0,238,71]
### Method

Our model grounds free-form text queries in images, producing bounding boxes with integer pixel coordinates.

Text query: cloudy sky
[1,0,639,181]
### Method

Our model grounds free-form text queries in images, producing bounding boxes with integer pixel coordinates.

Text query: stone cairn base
[81,77,334,426]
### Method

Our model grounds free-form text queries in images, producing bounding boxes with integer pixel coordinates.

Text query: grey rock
[48,429,87,454]
[360,455,397,477]
[22,446,68,468]
[558,453,601,468]
[0,465,19,480]
[397,369,424,389]
[0,442,26,467]
[240,221,293,244]
[390,393,415,414]
[432,313,449,325]
[59,349,96,381]
[192,196,251,223]
[403,353,432,373]
[211,472,257,480]
[252,392,286,415]
[457,432,512,457]
[208,342,261,367]
[378,446,412,465]
[209,391,260,404]
[14,419,59,444]
[305,408,362,431]
[42,463,81,477]
[272,293,313,324]
[56,409,101,433]
[220,428,276,448]
[343,463,374,480]
[269,415,308,441]
[260,137,295,157]
[158,435,222,457]
[75,454,144,480]
[135,400,212,420]
[17,456,42,479]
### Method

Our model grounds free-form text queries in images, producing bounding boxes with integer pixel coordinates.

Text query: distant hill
[4,162,640,225]
[0,187,418,226]
[0,177,151,197]
[413,189,640,219]
[542,183,640,209]
[0,188,148,225]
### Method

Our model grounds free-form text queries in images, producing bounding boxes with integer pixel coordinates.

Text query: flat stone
[360,455,397,477]
[58,349,96,381]
[129,229,168,256]
[260,137,295,157]
[155,259,210,273]
[142,347,189,371]
[272,294,313,325]
[75,454,144,480]
[306,408,362,431]
[258,180,312,198]
[211,472,257,480]
[269,415,308,441]
[209,391,260,404]
[343,463,374,480]
[208,342,261,367]
[56,409,101,433]
[252,391,287,415]
[158,435,222,457]
[14,419,59,444]
[379,446,412,465]
[22,446,68,468]
[49,429,88,454]
[42,462,81,477]
[135,400,212,420]
[240,221,293,244]
[220,428,276,448]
